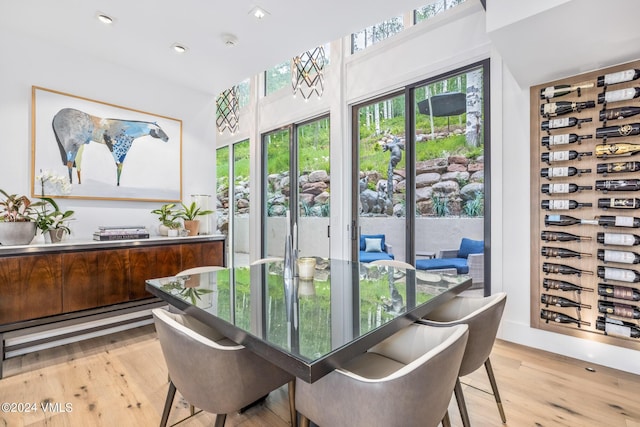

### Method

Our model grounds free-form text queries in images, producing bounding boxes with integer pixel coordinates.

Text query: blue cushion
[458,238,483,259]
[415,258,469,274]
[360,251,395,263]
[360,234,386,252]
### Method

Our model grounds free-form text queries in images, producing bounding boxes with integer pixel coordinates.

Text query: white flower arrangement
[36,170,72,195]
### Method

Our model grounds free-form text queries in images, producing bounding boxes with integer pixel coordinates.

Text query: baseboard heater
[0,299,167,378]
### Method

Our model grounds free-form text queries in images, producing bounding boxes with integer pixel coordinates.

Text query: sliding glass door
[262,117,330,260]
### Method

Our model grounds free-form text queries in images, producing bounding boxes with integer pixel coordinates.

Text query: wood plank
[1,331,639,427]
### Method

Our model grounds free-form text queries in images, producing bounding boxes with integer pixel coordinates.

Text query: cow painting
[52,108,169,186]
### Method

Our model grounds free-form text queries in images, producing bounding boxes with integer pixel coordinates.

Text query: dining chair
[418,292,508,427]
[152,308,297,427]
[250,257,284,266]
[176,265,225,276]
[371,259,415,270]
[296,323,469,427]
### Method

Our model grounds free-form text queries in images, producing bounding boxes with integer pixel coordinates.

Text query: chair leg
[484,358,507,423]
[214,413,227,427]
[441,410,451,427]
[288,380,297,427]
[300,415,310,427]
[160,380,177,427]
[454,378,471,427]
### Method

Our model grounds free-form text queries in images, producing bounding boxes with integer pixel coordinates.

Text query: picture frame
[31,86,182,202]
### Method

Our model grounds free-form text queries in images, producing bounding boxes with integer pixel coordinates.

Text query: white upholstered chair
[152,308,296,427]
[250,257,284,266]
[419,292,508,427]
[296,323,469,427]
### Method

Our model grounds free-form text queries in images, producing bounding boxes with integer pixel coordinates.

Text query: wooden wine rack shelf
[531,59,640,351]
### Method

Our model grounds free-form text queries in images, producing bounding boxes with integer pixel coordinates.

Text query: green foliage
[175,201,214,221]
[432,194,450,217]
[463,192,484,217]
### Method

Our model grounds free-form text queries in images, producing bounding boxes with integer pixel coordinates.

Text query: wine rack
[531,59,640,350]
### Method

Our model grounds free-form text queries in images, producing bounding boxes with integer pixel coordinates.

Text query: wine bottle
[598,88,640,104]
[541,117,592,131]
[544,214,599,227]
[597,69,640,87]
[598,283,640,301]
[541,294,591,310]
[598,198,640,209]
[595,124,640,139]
[597,249,640,264]
[597,232,640,246]
[540,83,594,99]
[595,179,640,191]
[540,167,591,179]
[541,133,592,148]
[599,106,640,121]
[541,150,592,164]
[540,309,590,327]
[597,266,640,282]
[541,246,591,259]
[543,262,593,276]
[598,300,640,319]
[596,215,640,228]
[541,231,591,242]
[543,278,593,293]
[597,161,640,174]
[596,316,640,338]
[595,143,640,158]
[540,101,596,117]
[541,183,592,194]
[541,200,592,210]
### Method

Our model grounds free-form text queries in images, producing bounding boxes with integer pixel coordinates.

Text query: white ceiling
[1,0,428,96]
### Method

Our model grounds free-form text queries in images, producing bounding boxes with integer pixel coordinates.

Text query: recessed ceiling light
[96,13,114,24]
[171,43,188,53]
[249,6,270,20]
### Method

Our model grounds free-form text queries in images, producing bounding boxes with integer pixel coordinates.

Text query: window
[237,79,250,109]
[351,16,404,53]
[414,0,467,24]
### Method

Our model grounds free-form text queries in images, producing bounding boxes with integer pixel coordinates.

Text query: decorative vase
[159,223,169,236]
[183,220,200,237]
[48,228,65,243]
[168,228,178,237]
[0,222,37,246]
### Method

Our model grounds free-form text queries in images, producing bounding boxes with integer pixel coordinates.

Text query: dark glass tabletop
[145,258,471,383]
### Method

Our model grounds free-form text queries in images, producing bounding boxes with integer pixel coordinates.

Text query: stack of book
[93,225,150,241]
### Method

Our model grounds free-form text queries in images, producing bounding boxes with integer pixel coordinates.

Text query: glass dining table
[145,258,472,383]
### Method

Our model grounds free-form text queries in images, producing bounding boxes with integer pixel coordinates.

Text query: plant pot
[48,228,66,243]
[159,224,169,236]
[183,220,200,237]
[0,222,37,246]
[168,228,178,237]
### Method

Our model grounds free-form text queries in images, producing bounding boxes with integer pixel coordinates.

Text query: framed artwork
[31,86,182,202]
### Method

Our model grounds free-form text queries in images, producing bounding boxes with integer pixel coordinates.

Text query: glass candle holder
[297,257,316,280]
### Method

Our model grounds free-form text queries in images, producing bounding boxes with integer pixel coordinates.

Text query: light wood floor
[1,325,639,427]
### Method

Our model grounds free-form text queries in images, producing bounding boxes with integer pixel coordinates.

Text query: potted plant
[166,220,182,237]
[175,201,214,237]
[35,197,75,243]
[151,203,178,236]
[0,189,41,245]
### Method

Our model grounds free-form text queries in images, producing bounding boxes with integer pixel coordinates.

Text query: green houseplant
[35,197,75,243]
[175,201,214,236]
[0,189,41,245]
[151,203,180,236]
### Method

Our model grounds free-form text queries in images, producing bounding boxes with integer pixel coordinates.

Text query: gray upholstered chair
[152,308,296,427]
[176,265,225,276]
[296,323,469,427]
[419,292,508,427]
[370,259,415,270]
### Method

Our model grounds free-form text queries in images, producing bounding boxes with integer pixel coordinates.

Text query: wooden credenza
[0,236,225,324]
[0,235,225,376]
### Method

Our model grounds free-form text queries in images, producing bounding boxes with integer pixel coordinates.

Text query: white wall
[0,29,217,239]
